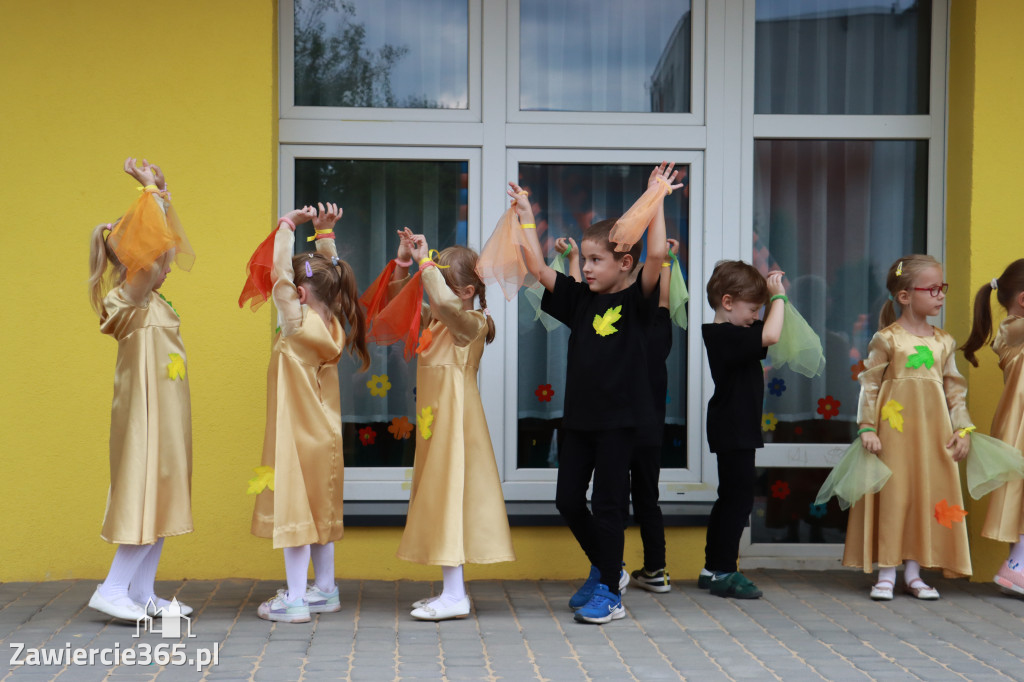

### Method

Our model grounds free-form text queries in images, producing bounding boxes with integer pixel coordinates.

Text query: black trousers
[629,444,666,571]
[704,449,756,573]
[556,428,634,595]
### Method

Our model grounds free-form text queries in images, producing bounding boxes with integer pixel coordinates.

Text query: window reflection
[294,158,468,467]
[755,0,931,115]
[753,140,927,444]
[515,163,689,469]
[520,0,691,113]
[294,0,469,109]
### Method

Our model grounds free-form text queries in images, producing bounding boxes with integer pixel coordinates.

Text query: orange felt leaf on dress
[416,327,433,354]
[934,499,967,528]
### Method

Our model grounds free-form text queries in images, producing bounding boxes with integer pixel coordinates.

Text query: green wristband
[857,427,877,435]
[770,294,788,303]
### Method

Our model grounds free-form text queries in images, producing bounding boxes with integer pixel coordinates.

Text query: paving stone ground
[2,570,1024,681]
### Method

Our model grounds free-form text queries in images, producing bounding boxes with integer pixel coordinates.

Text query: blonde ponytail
[88,223,126,316]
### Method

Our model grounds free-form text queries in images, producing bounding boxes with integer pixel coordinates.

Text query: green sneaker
[709,571,762,599]
[697,571,713,590]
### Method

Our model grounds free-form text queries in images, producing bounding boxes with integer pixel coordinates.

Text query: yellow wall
[948,0,1024,580]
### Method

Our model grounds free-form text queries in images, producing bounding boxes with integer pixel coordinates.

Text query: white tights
[283,542,336,602]
[99,538,166,605]
[877,560,929,587]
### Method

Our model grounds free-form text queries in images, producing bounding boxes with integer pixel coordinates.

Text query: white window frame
[734,0,949,566]
[280,0,483,123]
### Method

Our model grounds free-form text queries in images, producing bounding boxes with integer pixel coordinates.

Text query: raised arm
[120,158,168,305]
[409,234,484,346]
[509,182,557,292]
[639,163,682,297]
[312,201,341,259]
[555,237,581,282]
[659,238,679,309]
[761,271,786,346]
[270,206,317,334]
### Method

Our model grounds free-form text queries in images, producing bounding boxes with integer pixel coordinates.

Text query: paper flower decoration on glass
[388,416,414,440]
[808,503,827,518]
[771,480,791,500]
[817,395,840,420]
[768,378,786,397]
[761,413,778,432]
[358,426,377,445]
[934,499,968,528]
[535,384,555,402]
[167,353,186,380]
[367,374,391,398]
[850,360,866,381]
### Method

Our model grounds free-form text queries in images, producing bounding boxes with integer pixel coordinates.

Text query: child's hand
[409,233,430,264]
[313,202,341,232]
[396,227,416,262]
[554,237,577,256]
[860,431,882,454]
[666,238,680,258]
[149,163,166,191]
[766,270,786,297]
[124,157,157,187]
[282,205,317,226]
[947,432,970,462]
[649,162,685,193]
[507,182,536,226]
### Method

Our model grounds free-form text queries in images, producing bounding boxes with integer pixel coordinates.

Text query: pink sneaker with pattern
[994,560,1024,596]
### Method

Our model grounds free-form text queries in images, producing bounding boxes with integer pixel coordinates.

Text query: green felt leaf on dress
[905,345,935,369]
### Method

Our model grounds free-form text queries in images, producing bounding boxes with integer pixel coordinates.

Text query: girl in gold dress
[961,260,1024,594]
[87,158,196,621]
[845,255,974,601]
[384,229,515,621]
[244,203,369,623]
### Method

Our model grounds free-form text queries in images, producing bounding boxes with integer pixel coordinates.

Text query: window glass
[753,139,927,445]
[519,0,691,113]
[516,163,690,469]
[294,158,468,466]
[752,467,848,543]
[294,0,469,109]
[754,0,931,115]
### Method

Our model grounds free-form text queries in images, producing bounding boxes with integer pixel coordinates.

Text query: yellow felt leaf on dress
[593,305,622,337]
[880,399,904,433]
[247,466,275,495]
[417,406,434,440]
[167,353,186,380]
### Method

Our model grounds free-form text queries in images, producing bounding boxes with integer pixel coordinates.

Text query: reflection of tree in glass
[295,0,409,107]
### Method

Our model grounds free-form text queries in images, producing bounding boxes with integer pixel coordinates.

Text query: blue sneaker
[573,584,625,624]
[569,566,602,609]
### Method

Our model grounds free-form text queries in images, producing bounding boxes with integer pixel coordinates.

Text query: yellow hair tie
[427,249,450,268]
[958,425,976,438]
[521,223,536,229]
[306,229,334,242]
[137,184,159,192]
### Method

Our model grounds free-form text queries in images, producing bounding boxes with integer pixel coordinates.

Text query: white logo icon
[134,599,195,639]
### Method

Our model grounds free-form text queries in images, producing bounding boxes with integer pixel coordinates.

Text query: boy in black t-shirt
[700,260,786,599]
[513,163,682,624]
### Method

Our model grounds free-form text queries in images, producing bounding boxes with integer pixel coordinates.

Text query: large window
[280,0,948,540]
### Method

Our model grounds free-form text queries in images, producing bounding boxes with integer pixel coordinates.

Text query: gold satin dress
[396,268,516,566]
[100,289,193,545]
[981,317,1024,542]
[844,323,973,577]
[251,228,346,548]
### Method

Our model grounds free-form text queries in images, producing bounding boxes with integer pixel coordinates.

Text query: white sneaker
[142,597,194,617]
[88,587,146,621]
[410,596,470,621]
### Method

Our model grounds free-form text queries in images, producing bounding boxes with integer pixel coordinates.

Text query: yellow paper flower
[881,399,904,432]
[167,353,186,380]
[417,406,434,440]
[761,412,778,432]
[247,466,275,495]
[366,374,392,397]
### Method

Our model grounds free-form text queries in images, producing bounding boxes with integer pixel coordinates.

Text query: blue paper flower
[768,378,786,397]
[808,503,827,519]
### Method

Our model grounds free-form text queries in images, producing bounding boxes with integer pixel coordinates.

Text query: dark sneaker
[573,584,625,624]
[631,567,671,593]
[709,571,762,599]
[698,571,714,590]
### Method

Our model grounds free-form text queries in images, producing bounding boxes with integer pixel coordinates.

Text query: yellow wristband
[306,229,334,242]
[521,223,536,229]
[418,257,434,267]
[661,262,670,268]
[958,425,976,438]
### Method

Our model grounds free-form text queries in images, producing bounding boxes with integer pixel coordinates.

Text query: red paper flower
[817,395,841,420]
[387,416,414,440]
[771,480,790,500]
[535,384,555,402]
[851,360,866,381]
[358,426,377,445]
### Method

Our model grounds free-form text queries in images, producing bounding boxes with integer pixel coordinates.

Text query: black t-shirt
[702,320,767,453]
[638,307,673,446]
[542,270,658,431]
